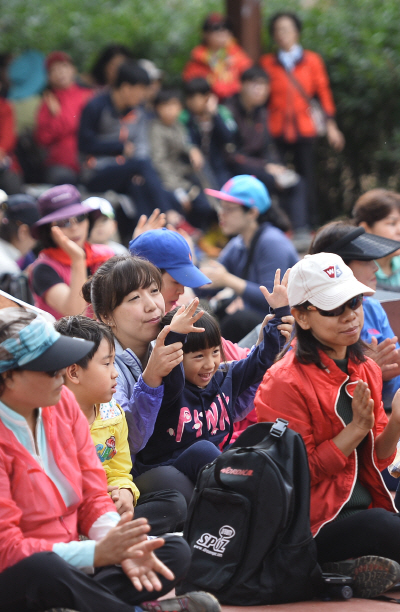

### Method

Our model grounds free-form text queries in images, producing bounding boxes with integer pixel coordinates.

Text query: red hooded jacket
[255,349,396,536]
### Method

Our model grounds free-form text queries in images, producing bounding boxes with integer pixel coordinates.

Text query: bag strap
[239,224,265,280]
[285,69,326,120]
[215,379,234,450]
[214,419,289,488]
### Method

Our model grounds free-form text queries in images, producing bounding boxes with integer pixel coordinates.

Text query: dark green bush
[2,0,400,221]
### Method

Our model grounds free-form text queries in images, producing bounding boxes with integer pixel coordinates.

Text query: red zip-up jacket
[255,349,396,536]
[0,386,115,572]
[260,50,336,142]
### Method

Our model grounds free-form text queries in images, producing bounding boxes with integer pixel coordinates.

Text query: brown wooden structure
[226,0,262,61]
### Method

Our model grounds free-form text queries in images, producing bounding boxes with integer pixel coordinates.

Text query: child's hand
[108,486,135,515]
[170,298,205,335]
[132,208,166,239]
[259,268,290,310]
[278,315,294,341]
[142,326,184,387]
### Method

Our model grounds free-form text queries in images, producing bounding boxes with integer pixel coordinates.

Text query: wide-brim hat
[31,184,93,238]
[129,228,211,288]
[288,253,373,309]
[324,226,400,261]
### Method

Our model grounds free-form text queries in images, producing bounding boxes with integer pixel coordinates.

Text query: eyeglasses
[214,201,244,214]
[305,294,363,317]
[51,214,88,228]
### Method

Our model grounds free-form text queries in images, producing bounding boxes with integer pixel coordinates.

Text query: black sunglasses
[51,214,88,229]
[305,294,363,317]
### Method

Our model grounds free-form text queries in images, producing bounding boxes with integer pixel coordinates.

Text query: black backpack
[0,273,34,305]
[177,420,322,605]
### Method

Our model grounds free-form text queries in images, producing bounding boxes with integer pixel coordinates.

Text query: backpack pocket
[185,487,250,591]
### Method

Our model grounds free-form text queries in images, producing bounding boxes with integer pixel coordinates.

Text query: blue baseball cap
[129,228,211,288]
[205,175,271,214]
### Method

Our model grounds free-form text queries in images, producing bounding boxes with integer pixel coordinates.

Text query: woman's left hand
[259,268,290,310]
[169,298,205,334]
[50,226,86,262]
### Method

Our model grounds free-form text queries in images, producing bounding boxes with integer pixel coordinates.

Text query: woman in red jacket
[260,12,344,226]
[0,307,208,612]
[255,252,400,599]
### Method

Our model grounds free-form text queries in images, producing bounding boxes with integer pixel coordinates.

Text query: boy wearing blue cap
[202,175,298,342]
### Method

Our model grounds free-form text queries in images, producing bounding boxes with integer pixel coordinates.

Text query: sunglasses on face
[51,214,88,228]
[305,294,363,317]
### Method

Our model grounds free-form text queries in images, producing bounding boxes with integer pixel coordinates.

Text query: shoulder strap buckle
[270,418,289,438]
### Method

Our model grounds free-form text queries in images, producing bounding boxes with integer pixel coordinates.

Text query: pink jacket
[0,386,115,572]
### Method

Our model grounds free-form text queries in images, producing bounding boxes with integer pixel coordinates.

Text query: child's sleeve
[102,409,140,504]
[162,330,186,405]
[229,305,290,413]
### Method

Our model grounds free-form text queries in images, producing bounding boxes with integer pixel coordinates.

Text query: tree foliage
[1,0,400,220]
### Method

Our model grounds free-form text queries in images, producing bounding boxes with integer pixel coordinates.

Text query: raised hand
[51,226,86,261]
[142,325,184,388]
[132,208,167,239]
[365,336,400,381]
[170,298,205,335]
[259,268,290,310]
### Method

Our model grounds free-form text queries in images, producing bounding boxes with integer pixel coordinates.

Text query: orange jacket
[183,41,252,100]
[260,50,336,141]
[255,349,396,536]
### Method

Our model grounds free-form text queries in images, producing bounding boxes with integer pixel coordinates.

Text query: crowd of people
[2,9,400,611]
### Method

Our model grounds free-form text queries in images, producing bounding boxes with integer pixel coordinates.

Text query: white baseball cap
[288,253,373,309]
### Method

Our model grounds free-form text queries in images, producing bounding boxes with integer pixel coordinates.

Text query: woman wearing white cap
[255,253,400,599]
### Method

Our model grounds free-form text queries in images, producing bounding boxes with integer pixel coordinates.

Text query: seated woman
[0,307,210,612]
[309,220,400,408]
[29,184,114,319]
[353,189,400,291]
[255,253,400,599]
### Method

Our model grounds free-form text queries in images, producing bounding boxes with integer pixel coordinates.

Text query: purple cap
[31,185,93,237]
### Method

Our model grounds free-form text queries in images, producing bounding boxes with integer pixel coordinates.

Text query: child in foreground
[55,315,187,534]
[135,269,291,483]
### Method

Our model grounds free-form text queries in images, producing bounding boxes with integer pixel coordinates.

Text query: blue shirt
[361,296,400,407]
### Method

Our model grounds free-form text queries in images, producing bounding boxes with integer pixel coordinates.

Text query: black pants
[134,489,187,534]
[315,508,400,564]
[0,535,190,612]
[275,137,317,227]
[134,440,222,505]
[86,158,177,218]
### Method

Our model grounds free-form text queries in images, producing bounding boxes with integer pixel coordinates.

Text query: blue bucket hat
[205,175,271,214]
[129,228,211,288]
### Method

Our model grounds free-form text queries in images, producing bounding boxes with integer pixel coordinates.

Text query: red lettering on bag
[220,467,254,476]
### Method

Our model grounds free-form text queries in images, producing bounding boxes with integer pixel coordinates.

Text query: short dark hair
[352,189,400,228]
[82,255,162,322]
[268,12,302,38]
[115,60,149,89]
[54,316,114,369]
[91,44,133,86]
[240,65,269,83]
[184,78,211,98]
[154,89,182,107]
[161,305,226,360]
[279,318,366,370]
[309,220,357,264]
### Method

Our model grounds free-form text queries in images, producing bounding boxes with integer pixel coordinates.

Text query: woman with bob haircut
[353,189,400,291]
[82,254,220,502]
[255,253,400,599]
